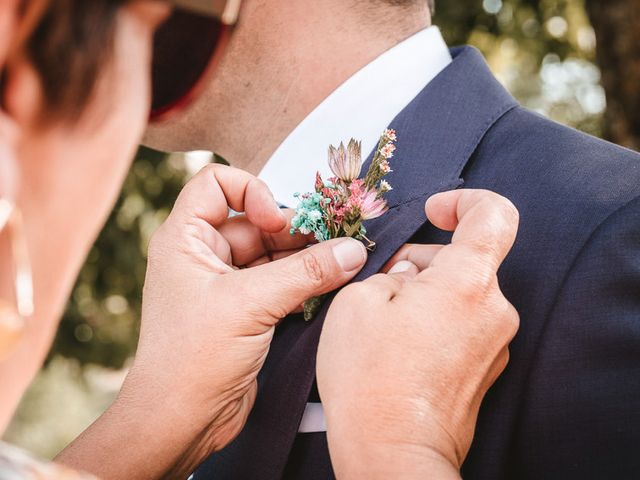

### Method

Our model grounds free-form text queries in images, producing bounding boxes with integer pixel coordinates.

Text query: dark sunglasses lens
[151,10,223,116]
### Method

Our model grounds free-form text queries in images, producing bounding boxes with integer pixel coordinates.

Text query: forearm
[55,375,214,480]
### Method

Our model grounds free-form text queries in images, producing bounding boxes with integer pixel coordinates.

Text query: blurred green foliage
[436,0,603,135]
[50,0,604,369]
[49,147,186,368]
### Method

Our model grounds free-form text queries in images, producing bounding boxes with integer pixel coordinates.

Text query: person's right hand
[317,189,520,479]
[58,164,368,480]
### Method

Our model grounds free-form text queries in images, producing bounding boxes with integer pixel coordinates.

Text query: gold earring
[0,198,33,360]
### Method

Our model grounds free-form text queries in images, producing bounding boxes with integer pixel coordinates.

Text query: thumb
[233,238,368,322]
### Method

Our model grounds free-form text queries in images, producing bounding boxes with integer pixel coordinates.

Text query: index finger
[424,189,519,272]
[170,164,286,232]
[217,209,316,266]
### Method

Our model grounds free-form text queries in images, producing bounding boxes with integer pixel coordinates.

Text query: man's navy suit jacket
[194,46,640,479]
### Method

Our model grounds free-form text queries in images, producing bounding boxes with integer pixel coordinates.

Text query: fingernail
[388,260,416,274]
[332,239,367,272]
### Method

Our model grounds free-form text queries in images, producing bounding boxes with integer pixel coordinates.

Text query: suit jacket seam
[453,102,519,175]
[391,103,519,209]
[390,179,465,208]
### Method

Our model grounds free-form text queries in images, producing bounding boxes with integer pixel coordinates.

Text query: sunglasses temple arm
[168,0,242,24]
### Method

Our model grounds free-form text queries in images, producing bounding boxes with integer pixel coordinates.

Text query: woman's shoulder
[0,442,97,480]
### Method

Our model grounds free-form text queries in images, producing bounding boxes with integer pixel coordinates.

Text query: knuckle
[503,303,520,339]
[491,297,520,342]
[496,349,510,374]
[182,163,217,193]
[261,231,278,253]
[472,193,519,248]
[493,198,520,237]
[476,267,496,293]
[467,188,493,205]
[338,281,366,298]
[469,240,500,262]
[201,162,223,176]
[475,189,516,215]
[498,197,520,225]
[370,272,402,290]
[300,250,328,287]
[218,238,233,266]
[455,266,495,301]
[335,282,372,304]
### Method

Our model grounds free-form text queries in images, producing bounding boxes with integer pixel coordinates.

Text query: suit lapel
[195,46,518,479]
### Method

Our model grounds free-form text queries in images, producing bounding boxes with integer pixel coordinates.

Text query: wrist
[116,364,221,440]
[56,390,211,480]
[84,367,225,478]
[118,357,254,458]
[324,399,462,479]
[328,434,460,479]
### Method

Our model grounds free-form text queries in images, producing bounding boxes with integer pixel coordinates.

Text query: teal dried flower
[290,192,331,242]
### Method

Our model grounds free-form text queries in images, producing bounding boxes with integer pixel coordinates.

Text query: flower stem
[303,294,328,321]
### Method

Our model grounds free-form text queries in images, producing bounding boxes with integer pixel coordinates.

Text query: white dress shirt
[258,26,452,433]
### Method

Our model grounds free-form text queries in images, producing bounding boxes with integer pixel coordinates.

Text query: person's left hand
[317,189,520,479]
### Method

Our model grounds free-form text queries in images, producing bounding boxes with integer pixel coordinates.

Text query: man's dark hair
[25,0,127,121]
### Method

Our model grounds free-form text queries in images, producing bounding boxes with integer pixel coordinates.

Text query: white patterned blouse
[0,442,96,480]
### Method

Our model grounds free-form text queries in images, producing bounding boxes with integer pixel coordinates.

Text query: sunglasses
[150,0,243,121]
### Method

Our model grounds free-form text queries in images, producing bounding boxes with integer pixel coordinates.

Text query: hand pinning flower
[290,129,398,320]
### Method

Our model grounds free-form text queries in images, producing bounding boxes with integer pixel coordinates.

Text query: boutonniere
[291,129,398,320]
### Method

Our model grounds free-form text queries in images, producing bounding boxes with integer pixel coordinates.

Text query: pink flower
[348,179,365,198]
[360,190,388,220]
[328,139,362,182]
[379,159,392,174]
[380,142,396,159]
[314,172,325,192]
[379,180,393,192]
[328,203,347,224]
[384,129,397,142]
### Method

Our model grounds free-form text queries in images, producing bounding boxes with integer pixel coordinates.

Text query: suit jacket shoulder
[470,105,640,231]
[450,107,640,479]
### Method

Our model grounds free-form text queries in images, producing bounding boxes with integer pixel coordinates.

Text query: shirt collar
[258,26,452,207]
